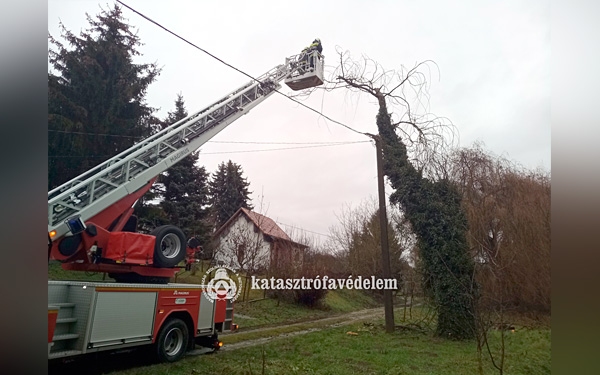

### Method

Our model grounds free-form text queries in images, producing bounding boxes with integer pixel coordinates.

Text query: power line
[116,0,369,138]
[276,221,332,239]
[211,140,360,145]
[48,129,143,139]
[49,140,370,158]
[48,129,365,146]
[50,155,114,159]
[201,141,370,155]
[208,198,332,241]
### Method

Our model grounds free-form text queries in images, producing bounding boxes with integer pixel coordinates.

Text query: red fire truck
[47,47,324,362]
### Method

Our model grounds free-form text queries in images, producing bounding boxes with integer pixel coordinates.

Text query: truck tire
[151,225,186,268]
[156,318,189,363]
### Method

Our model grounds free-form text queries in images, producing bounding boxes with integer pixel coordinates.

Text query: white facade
[213,215,271,271]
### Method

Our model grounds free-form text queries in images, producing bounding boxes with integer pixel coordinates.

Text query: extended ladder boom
[48,50,324,241]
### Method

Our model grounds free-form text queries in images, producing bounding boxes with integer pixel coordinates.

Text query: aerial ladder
[48,48,324,282]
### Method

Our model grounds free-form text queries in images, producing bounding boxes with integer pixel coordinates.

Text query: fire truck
[47,47,324,363]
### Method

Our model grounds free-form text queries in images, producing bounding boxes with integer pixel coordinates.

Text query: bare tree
[327,197,408,292]
[448,144,551,313]
[320,50,477,340]
[212,199,272,301]
[444,144,551,374]
[326,199,376,272]
[266,227,332,307]
[295,48,458,175]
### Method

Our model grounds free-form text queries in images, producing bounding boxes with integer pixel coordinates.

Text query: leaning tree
[316,50,477,340]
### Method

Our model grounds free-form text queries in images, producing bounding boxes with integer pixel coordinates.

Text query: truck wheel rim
[161,233,181,259]
[164,327,184,356]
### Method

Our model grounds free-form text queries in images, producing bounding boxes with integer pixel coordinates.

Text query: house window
[236,243,247,263]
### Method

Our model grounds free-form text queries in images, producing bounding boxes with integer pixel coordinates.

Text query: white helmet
[214,268,229,280]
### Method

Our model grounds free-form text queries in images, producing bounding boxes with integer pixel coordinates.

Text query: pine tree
[48,4,160,189]
[209,161,253,228]
[157,95,211,243]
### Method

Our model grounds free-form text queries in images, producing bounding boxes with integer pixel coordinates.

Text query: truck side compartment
[48,280,226,361]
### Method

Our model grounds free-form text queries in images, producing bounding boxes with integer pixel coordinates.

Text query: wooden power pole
[373,135,395,333]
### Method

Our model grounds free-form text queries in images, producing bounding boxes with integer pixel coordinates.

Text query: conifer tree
[209,161,253,228]
[158,95,211,242]
[48,4,160,189]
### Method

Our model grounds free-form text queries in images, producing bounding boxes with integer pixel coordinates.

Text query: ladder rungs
[52,333,79,341]
[53,303,76,308]
[57,317,77,324]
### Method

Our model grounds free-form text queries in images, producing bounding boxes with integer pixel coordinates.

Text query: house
[212,207,308,271]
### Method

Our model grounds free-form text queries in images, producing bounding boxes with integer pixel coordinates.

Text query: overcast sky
[48,0,550,246]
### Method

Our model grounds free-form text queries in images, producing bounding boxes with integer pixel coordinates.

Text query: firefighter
[309,38,323,54]
[185,237,202,271]
[301,38,323,70]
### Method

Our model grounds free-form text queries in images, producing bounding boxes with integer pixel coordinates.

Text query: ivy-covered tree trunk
[376,101,476,340]
[334,55,476,339]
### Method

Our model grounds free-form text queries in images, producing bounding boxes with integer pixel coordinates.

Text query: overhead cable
[116,0,369,137]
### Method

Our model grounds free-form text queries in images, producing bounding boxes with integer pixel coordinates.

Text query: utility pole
[373,134,395,333]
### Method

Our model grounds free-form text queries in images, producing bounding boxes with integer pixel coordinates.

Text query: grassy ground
[324,287,383,313]
[50,307,550,375]
[231,288,381,329]
[48,260,108,281]
[173,264,382,329]
[105,313,550,375]
[48,263,550,374]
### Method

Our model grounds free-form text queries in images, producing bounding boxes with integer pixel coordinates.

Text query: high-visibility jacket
[309,41,323,54]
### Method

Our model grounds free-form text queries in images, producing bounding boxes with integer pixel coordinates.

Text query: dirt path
[188,307,386,355]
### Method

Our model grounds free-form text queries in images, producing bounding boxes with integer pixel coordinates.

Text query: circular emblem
[201,266,242,302]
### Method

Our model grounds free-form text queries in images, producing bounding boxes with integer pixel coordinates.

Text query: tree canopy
[48,4,160,189]
[209,161,253,229]
[158,95,211,243]
[449,144,551,314]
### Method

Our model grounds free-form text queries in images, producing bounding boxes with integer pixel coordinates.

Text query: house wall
[213,215,271,271]
[271,240,305,270]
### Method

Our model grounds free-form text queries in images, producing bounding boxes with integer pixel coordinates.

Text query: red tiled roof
[213,207,296,242]
[240,208,291,241]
